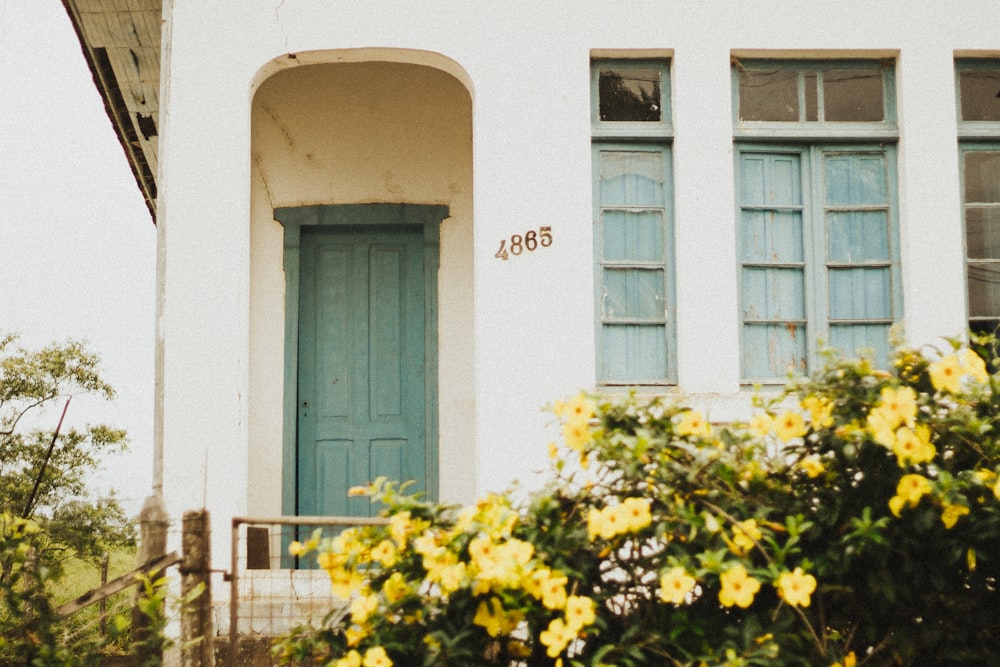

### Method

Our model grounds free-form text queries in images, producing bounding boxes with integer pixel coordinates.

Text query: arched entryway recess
[246,49,475,521]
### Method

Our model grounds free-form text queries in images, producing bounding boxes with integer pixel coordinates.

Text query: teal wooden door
[297,225,427,517]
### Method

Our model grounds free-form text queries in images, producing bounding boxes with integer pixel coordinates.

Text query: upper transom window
[734,59,896,136]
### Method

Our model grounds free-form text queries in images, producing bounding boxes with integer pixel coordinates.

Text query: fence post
[133,494,169,664]
[181,509,213,666]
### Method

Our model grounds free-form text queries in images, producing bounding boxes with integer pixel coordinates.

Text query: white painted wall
[154,0,996,566]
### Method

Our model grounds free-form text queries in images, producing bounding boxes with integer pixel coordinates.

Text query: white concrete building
[65,1,1000,570]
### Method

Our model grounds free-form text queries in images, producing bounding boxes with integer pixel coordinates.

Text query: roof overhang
[62,0,161,223]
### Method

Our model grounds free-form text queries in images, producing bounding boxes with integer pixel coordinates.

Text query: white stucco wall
[153,0,998,566]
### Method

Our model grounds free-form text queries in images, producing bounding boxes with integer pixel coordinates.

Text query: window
[957,60,1000,336]
[734,59,901,381]
[592,59,675,385]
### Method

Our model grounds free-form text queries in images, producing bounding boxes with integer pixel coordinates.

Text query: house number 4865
[495,226,553,261]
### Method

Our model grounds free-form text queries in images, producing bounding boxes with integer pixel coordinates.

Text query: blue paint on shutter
[596,147,674,384]
[739,151,807,379]
[824,151,892,367]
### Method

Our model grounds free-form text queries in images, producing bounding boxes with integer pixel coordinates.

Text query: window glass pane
[966,207,1000,259]
[599,151,665,206]
[739,69,798,121]
[740,153,802,205]
[602,325,667,381]
[602,211,664,262]
[827,211,889,262]
[970,319,1000,337]
[828,268,890,319]
[742,323,806,378]
[823,69,884,121]
[742,267,805,320]
[829,324,890,367]
[968,264,1000,317]
[741,210,804,263]
[825,153,887,205]
[602,268,665,320]
[599,68,661,122]
[964,151,1000,203]
[960,69,1000,121]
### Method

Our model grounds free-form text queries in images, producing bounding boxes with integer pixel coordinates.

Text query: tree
[0,333,135,571]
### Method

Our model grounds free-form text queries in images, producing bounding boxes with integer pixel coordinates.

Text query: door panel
[297,225,426,518]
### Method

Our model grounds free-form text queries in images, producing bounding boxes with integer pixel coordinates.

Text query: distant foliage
[275,336,1000,667]
[0,334,136,664]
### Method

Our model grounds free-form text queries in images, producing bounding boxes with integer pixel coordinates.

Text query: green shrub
[275,337,1000,667]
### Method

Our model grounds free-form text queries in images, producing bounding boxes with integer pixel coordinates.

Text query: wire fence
[224,516,389,665]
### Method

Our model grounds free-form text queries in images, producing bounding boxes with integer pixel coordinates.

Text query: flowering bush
[275,338,1000,667]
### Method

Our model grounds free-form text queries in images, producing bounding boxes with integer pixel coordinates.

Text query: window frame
[591,58,677,387]
[956,59,1000,335]
[733,58,901,383]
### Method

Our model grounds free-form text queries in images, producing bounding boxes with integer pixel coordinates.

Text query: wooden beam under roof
[62,0,161,223]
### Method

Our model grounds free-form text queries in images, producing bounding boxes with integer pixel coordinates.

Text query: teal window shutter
[737,146,899,380]
[823,150,894,367]
[739,151,807,379]
[592,58,675,385]
[596,147,674,383]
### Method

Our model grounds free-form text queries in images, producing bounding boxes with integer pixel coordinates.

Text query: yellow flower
[798,455,825,478]
[382,572,409,603]
[334,650,362,667]
[658,566,697,604]
[539,617,576,658]
[866,407,897,448]
[620,497,653,532]
[928,351,987,393]
[994,476,1000,502]
[473,597,522,637]
[889,474,933,516]
[288,540,308,556]
[775,567,817,607]
[555,393,596,422]
[961,348,989,383]
[830,651,857,667]
[773,410,807,442]
[941,502,970,529]
[729,519,762,556]
[718,564,761,608]
[801,395,834,429]
[388,511,413,549]
[587,505,620,541]
[877,386,917,429]
[748,412,774,437]
[892,425,935,467]
[561,419,592,452]
[547,441,559,459]
[930,353,963,393]
[538,570,569,610]
[329,567,365,600]
[676,410,712,438]
[564,595,597,631]
[896,473,932,504]
[371,539,397,568]
[349,593,379,624]
[362,646,393,667]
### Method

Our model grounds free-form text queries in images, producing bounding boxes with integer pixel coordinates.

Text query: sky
[0,1,157,516]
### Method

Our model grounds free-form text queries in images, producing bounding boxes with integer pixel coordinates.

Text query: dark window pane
[824,69,884,121]
[960,69,1000,121]
[965,151,1000,203]
[966,206,1000,259]
[968,264,1000,317]
[739,69,798,121]
[599,69,661,121]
